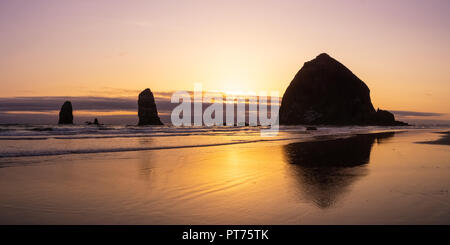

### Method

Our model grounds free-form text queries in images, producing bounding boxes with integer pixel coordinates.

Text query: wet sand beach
[0,128,449,224]
[419,131,450,145]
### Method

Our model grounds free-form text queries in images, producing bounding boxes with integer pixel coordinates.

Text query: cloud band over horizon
[0,96,448,125]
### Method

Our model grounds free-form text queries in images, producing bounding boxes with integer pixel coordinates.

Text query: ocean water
[0,124,410,159]
[0,124,449,224]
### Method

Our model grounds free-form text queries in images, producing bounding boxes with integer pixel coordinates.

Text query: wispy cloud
[0,93,279,113]
[390,110,445,117]
[0,97,137,112]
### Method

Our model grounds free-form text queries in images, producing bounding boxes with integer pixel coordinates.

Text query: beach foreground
[0,127,449,224]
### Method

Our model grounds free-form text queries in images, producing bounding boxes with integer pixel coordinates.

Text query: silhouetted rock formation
[85,118,101,125]
[284,132,395,208]
[279,53,407,126]
[58,101,73,124]
[138,88,163,125]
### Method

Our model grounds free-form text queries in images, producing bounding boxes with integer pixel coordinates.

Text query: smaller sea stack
[138,88,163,126]
[58,101,73,124]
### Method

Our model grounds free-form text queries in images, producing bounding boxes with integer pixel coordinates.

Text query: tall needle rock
[58,101,73,124]
[138,88,163,126]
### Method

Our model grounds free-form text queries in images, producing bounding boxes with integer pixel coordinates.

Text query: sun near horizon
[1,0,450,121]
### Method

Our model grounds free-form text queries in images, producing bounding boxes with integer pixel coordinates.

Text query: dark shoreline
[417,131,450,145]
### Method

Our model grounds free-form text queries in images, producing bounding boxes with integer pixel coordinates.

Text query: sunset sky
[1,0,450,121]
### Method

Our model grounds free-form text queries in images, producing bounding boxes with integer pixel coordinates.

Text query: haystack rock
[138,88,163,125]
[58,101,73,124]
[279,53,407,126]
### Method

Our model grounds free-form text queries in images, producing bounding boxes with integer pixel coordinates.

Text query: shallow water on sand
[0,124,394,158]
[0,127,449,224]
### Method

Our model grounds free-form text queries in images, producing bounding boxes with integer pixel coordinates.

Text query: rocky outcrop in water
[279,53,407,126]
[85,118,101,125]
[138,88,163,125]
[58,101,73,124]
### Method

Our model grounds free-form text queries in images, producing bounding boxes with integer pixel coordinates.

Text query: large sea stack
[58,101,73,124]
[279,53,407,126]
[138,88,163,126]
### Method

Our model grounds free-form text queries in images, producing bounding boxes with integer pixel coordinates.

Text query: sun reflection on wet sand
[0,130,449,224]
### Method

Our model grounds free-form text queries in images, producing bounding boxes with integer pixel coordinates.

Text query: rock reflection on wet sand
[284,132,394,208]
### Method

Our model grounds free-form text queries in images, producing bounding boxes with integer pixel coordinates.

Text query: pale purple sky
[1,0,449,117]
